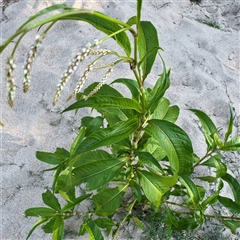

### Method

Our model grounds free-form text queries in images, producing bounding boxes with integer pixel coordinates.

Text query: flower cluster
[23,34,45,93]
[52,40,111,105]
[86,59,121,99]
[6,57,16,107]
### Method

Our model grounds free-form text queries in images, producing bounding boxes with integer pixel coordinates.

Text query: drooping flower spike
[23,34,46,93]
[6,57,16,107]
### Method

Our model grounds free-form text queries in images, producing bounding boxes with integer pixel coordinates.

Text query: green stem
[193,149,216,168]
[112,199,137,240]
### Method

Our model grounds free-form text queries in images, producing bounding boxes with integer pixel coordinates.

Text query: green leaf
[145,119,193,175]
[146,63,170,113]
[42,190,61,211]
[65,151,127,190]
[174,217,198,230]
[202,154,226,178]
[111,78,140,100]
[62,194,91,212]
[84,218,104,240]
[94,218,115,236]
[179,175,200,206]
[92,184,128,216]
[224,106,234,142]
[137,0,143,26]
[138,151,164,174]
[62,11,132,56]
[63,96,142,113]
[189,109,218,148]
[130,180,142,203]
[70,128,86,157]
[26,218,49,240]
[163,106,180,123]
[42,217,56,233]
[221,136,240,151]
[196,176,217,183]
[218,196,240,214]
[52,216,64,240]
[221,220,240,235]
[138,21,159,79]
[165,208,178,236]
[152,98,179,123]
[85,116,104,136]
[0,4,71,52]
[137,170,177,211]
[25,207,57,217]
[73,117,138,154]
[36,151,63,165]
[222,173,240,205]
[132,216,144,230]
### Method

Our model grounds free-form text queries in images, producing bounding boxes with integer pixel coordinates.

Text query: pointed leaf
[65,151,127,190]
[111,78,140,100]
[130,180,142,203]
[137,170,177,211]
[138,151,164,173]
[189,109,218,148]
[222,173,240,205]
[36,151,63,165]
[70,128,86,157]
[84,218,104,240]
[94,218,115,236]
[62,194,91,212]
[221,136,240,151]
[163,106,179,123]
[85,117,104,136]
[132,216,144,230]
[179,175,200,206]
[221,220,240,235]
[25,207,56,217]
[74,117,138,154]
[26,218,49,240]
[42,190,61,211]
[174,217,198,230]
[145,119,193,175]
[52,216,64,240]
[138,21,159,79]
[196,176,217,183]
[63,96,142,113]
[224,106,234,142]
[92,185,128,216]
[218,196,240,214]
[146,62,170,113]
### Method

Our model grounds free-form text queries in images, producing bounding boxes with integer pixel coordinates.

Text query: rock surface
[1,0,239,239]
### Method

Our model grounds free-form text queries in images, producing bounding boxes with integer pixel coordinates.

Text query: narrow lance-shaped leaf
[1,8,132,56]
[73,117,139,155]
[138,21,159,80]
[189,109,218,148]
[224,106,234,143]
[179,175,200,206]
[64,151,127,191]
[145,119,193,175]
[221,220,240,235]
[25,207,57,217]
[70,127,86,157]
[220,136,240,151]
[218,196,240,214]
[221,173,240,205]
[63,96,142,113]
[84,218,104,240]
[26,218,49,240]
[52,216,64,240]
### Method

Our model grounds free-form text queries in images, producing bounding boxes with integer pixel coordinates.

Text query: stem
[193,149,216,168]
[112,199,137,240]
